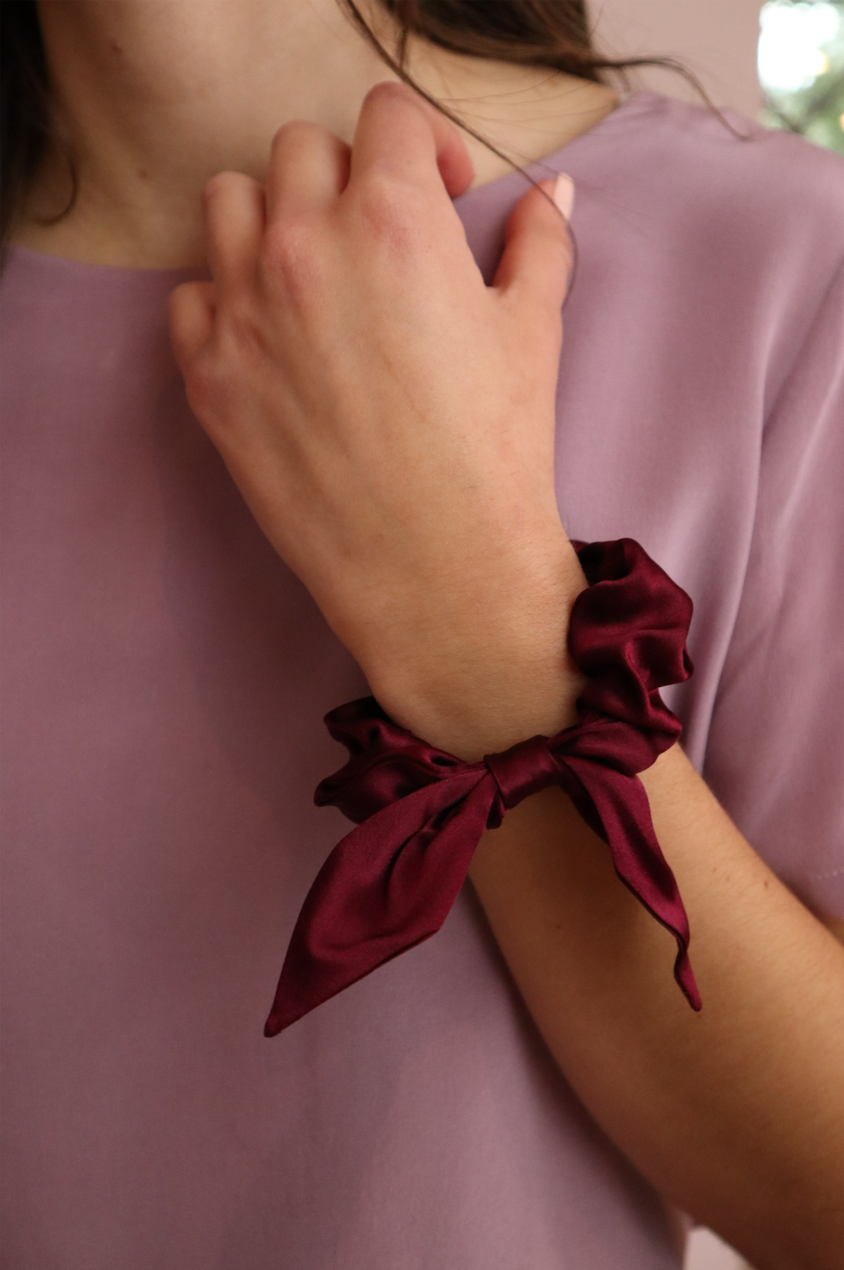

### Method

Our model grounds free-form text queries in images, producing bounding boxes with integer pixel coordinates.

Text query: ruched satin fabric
[265,539,698,1035]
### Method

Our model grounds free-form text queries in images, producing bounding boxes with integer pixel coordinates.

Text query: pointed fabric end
[263,963,342,1037]
[262,541,699,1034]
[263,777,494,1037]
[263,1011,287,1038]
[263,952,325,1036]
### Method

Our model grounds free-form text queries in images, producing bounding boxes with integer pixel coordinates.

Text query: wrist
[269,534,699,1035]
[362,536,587,760]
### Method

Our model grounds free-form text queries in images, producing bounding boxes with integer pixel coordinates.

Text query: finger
[168,280,216,368]
[349,81,474,198]
[492,175,574,322]
[202,171,265,293]
[169,281,216,368]
[265,121,351,224]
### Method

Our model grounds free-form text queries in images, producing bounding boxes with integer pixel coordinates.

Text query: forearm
[468,742,844,1270]
[171,92,843,1266]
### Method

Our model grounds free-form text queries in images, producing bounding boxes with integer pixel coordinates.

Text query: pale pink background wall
[591,0,764,119]
[589,4,763,1269]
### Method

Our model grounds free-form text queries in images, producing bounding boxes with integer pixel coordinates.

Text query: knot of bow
[265,539,698,1036]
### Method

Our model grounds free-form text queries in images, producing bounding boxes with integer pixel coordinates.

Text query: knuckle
[203,169,249,203]
[202,171,230,203]
[354,177,425,248]
[261,217,322,293]
[362,81,413,111]
[271,118,324,159]
[183,309,259,419]
[223,300,264,355]
[360,83,433,149]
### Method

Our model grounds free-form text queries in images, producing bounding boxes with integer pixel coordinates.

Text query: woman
[2,2,843,1267]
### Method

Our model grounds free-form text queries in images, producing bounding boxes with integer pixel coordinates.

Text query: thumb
[168,280,216,371]
[492,174,574,319]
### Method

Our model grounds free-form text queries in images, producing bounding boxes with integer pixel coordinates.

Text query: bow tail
[265,774,494,1035]
[563,756,701,1011]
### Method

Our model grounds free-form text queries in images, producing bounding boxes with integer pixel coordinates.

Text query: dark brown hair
[0,0,722,247]
[349,0,605,75]
[1,0,56,245]
[338,1,722,168]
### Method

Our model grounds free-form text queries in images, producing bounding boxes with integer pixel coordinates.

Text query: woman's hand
[169,83,583,758]
[170,87,844,1266]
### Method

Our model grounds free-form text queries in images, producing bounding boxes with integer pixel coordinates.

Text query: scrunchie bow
[265,538,699,1036]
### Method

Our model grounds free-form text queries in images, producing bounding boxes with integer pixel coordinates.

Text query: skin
[17,0,618,266]
[12,3,844,1267]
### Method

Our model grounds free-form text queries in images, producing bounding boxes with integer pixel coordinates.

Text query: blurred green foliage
[760,1,844,155]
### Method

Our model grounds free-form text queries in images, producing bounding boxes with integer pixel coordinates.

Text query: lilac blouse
[2,92,843,1269]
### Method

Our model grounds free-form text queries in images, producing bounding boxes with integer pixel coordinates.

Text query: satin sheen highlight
[265,538,697,1036]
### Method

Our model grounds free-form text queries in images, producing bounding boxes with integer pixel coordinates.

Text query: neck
[15,0,617,267]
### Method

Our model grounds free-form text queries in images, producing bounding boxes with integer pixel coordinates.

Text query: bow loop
[265,539,699,1036]
[570,539,693,737]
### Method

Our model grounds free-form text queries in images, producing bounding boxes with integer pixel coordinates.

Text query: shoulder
[571,92,844,293]
[618,92,844,240]
[640,95,844,316]
[591,95,844,393]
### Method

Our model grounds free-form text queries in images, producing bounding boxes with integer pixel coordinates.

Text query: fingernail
[553,173,575,221]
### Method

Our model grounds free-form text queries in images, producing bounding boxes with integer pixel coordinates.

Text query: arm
[468,744,844,1270]
[169,84,844,1270]
[822,915,844,943]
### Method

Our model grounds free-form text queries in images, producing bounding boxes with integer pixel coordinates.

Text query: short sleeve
[702,256,844,917]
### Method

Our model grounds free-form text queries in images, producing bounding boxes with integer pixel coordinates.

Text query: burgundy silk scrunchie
[265,538,699,1036]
